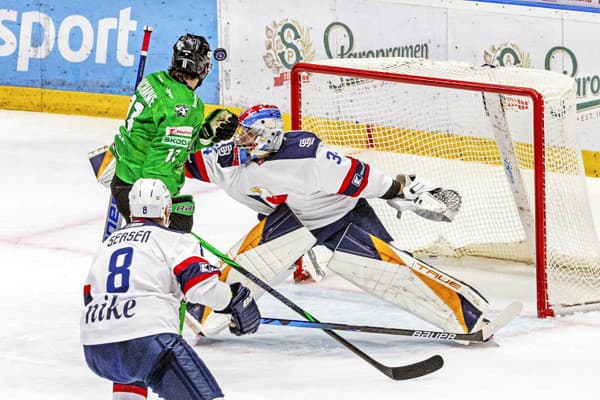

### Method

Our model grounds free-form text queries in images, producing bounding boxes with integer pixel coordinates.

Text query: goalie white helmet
[235,104,284,159]
[128,178,172,220]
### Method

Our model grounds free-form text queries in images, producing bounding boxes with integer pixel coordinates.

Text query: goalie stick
[191,232,444,380]
[100,25,153,242]
[259,301,523,343]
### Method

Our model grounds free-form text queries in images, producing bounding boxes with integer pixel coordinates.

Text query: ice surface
[0,110,598,400]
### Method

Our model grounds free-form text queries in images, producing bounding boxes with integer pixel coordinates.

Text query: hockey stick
[100,25,154,242]
[191,232,444,380]
[259,301,523,343]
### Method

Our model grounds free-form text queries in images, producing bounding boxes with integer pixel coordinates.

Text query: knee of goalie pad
[197,309,232,337]
[88,145,115,188]
[169,195,195,232]
[185,302,232,337]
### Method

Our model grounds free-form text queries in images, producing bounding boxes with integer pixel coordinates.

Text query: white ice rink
[1,110,599,400]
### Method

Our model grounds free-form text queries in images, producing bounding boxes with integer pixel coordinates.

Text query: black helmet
[170,34,212,83]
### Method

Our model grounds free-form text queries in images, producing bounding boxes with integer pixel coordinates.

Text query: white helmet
[128,178,172,220]
[235,104,284,159]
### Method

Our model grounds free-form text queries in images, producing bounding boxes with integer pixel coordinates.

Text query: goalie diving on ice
[184,104,491,337]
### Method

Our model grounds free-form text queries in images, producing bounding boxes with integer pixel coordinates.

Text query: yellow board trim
[0,85,251,121]
[0,84,595,176]
[303,115,600,178]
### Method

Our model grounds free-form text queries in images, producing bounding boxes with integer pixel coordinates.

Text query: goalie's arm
[314,144,395,198]
[185,142,245,184]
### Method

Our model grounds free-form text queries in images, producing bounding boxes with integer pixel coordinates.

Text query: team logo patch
[175,105,190,117]
[249,186,288,206]
[299,137,315,148]
[352,174,364,186]
[218,143,234,156]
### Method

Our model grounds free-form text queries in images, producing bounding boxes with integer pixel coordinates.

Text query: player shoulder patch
[269,131,320,161]
[207,141,241,168]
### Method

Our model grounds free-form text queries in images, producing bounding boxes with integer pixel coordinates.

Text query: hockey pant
[84,333,223,400]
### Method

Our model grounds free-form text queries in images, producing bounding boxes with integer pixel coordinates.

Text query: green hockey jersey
[112,70,208,195]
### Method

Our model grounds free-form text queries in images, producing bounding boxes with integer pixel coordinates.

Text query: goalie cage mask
[236,104,285,159]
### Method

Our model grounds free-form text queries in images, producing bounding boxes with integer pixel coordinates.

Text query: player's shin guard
[198,204,316,336]
[328,224,489,333]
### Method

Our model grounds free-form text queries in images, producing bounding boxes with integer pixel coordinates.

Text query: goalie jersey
[80,221,231,345]
[185,131,393,230]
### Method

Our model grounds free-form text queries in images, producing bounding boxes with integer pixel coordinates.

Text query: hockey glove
[169,195,195,232]
[199,109,239,144]
[215,282,260,336]
[387,175,462,222]
[397,174,441,201]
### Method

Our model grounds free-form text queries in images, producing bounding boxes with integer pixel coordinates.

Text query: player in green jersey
[110,34,238,232]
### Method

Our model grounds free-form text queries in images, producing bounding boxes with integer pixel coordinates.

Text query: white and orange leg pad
[327,224,489,333]
[198,204,317,336]
[88,144,115,188]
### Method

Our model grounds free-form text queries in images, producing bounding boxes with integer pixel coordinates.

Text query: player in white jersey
[81,178,260,400]
[185,104,401,282]
[185,104,490,337]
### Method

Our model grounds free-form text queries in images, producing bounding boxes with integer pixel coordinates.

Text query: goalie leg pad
[88,145,115,188]
[197,204,317,336]
[328,223,488,333]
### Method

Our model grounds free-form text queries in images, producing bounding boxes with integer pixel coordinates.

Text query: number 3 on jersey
[326,151,342,164]
[107,247,133,293]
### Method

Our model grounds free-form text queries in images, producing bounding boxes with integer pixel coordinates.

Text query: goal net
[290,58,600,317]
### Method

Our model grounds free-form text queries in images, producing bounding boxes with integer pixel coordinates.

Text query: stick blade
[388,354,444,380]
[482,301,523,341]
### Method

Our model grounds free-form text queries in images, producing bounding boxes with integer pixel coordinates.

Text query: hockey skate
[293,258,315,284]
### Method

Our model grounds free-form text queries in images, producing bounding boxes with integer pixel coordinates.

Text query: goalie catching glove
[387,174,462,222]
[199,109,239,145]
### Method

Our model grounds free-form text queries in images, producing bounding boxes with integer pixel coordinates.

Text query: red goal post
[290,58,600,318]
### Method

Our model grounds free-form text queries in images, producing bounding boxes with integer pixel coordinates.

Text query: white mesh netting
[294,57,600,314]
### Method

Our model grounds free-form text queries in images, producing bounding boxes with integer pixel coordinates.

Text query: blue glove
[216,282,260,336]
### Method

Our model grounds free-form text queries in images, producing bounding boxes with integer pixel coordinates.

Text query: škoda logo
[263,19,315,87]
